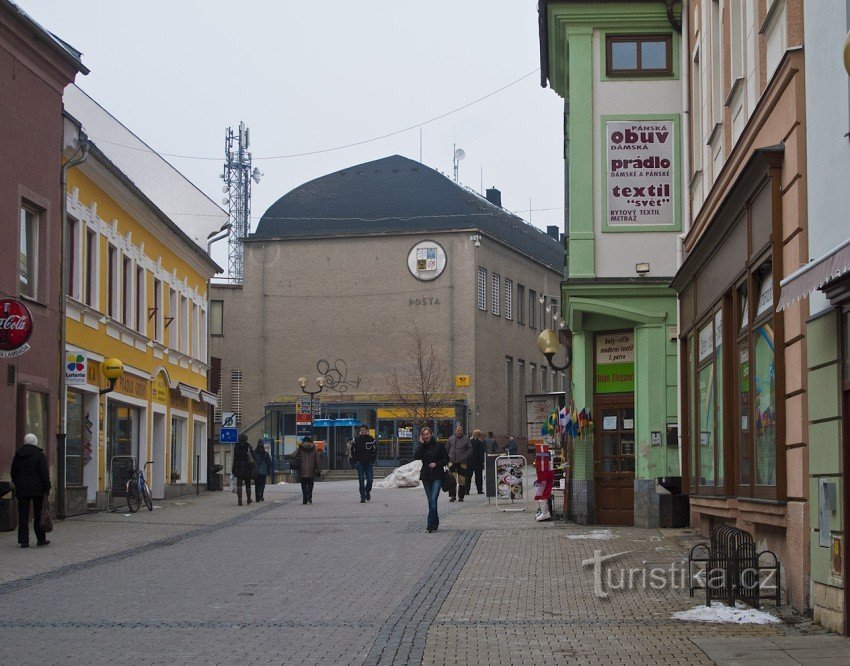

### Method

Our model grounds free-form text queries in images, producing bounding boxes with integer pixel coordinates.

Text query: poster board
[494,455,526,512]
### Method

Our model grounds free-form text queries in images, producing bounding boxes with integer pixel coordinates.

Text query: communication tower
[221,122,262,283]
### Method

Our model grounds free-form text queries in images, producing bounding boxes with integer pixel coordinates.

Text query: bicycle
[126,461,154,513]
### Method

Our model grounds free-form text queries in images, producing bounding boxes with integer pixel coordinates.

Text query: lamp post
[298,376,325,435]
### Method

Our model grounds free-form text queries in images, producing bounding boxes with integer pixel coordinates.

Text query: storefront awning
[334,419,362,427]
[313,419,334,427]
[177,383,201,400]
[778,238,850,311]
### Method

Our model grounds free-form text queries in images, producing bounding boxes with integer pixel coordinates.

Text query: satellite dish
[251,167,264,184]
[454,148,466,161]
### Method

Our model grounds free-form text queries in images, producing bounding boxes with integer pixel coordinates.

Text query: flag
[558,407,568,428]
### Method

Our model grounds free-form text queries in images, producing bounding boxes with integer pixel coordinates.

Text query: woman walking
[231,434,255,506]
[11,433,51,548]
[293,436,321,504]
[414,427,448,533]
[252,440,273,502]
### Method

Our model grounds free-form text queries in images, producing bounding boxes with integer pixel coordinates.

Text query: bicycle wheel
[141,483,153,511]
[126,480,141,513]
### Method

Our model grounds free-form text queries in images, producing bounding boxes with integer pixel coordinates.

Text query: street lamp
[298,376,325,432]
[537,327,573,372]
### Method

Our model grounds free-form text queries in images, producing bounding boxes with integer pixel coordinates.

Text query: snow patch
[373,461,422,489]
[566,529,615,540]
[671,601,780,624]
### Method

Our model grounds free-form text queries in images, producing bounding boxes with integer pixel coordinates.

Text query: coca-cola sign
[0,299,33,358]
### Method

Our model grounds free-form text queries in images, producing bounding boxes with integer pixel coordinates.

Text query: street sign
[454,374,471,387]
[297,397,321,416]
[220,427,238,444]
[221,412,236,427]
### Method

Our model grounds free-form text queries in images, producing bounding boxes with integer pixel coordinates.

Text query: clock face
[407,241,447,281]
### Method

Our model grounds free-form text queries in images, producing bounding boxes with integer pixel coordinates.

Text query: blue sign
[220,427,238,444]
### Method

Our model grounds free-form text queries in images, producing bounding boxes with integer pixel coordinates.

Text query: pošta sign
[0,299,33,358]
[605,120,675,227]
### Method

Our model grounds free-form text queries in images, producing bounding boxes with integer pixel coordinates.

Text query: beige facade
[674,0,809,611]
[210,229,564,452]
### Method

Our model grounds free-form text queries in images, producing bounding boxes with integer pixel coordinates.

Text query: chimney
[546,225,559,240]
[485,187,502,207]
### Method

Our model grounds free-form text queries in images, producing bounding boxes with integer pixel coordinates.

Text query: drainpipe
[57,133,89,520]
[676,1,690,478]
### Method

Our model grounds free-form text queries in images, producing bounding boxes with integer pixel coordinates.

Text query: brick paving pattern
[0,478,848,665]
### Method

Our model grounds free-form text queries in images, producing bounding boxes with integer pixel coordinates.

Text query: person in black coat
[468,429,486,495]
[252,441,273,502]
[10,433,51,548]
[351,426,378,503]
[231,434,255,506]
[413,427,449,533]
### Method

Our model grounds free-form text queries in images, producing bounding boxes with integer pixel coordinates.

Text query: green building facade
[540,1,683,526]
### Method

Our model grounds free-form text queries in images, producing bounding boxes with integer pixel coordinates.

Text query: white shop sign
[605,119,675,227]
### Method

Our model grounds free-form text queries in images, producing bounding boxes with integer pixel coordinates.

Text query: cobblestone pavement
[1,479,848,665]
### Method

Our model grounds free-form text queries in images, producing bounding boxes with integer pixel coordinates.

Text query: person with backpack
[10,433,51,548]
[350,425,378,503]
[292,436,321,504]
[231,434,255,506]
[252,440,273,502]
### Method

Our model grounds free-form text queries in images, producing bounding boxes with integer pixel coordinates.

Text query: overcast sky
[21,0,564,263]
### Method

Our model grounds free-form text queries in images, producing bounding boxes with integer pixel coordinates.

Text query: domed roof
[254,155,562,270]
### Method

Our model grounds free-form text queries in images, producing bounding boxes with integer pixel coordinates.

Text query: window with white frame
[107,245,118,319]
[65,216,79,298]
[209,300,223,336]
[135,266,145,334]
[477,267,487,311]
[180,296,189,354]
[169,288,178,349]
[85,228,97,308]
[504,278,513,320]
[491,273,501,316]
[200,305,207,360]
[122,256,132,326]
[154,279,163,342]
[19,205,39,299]
[691,49,703,173]
[710,0,723,128]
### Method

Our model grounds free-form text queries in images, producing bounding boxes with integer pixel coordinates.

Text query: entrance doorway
[594,394,635,525]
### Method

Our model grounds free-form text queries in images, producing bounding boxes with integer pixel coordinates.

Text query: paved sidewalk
[0,477,848,665]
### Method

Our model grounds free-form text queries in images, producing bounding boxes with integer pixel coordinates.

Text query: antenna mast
[222,122,261,283]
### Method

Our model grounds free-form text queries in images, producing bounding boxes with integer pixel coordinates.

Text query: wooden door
[594,394,635,525]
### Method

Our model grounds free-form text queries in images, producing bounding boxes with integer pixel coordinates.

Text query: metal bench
[688,523,781,607]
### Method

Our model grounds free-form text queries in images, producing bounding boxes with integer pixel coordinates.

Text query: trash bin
[207,464,224,491]
[657,476,690,528]
[0,482,17,532]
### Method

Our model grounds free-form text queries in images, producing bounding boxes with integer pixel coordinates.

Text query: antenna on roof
[453,143,465,183]
[222,121,259,284]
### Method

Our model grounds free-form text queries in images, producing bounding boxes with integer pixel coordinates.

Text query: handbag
[441,468,456,493]
[39,496,53,533]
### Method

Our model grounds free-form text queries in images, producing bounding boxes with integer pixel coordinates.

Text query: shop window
[606,34,672,76]
[517,284,526,325]
[66,391,87,486]
[19,205,39,299]
[491,273,501,316]
[170,417,186,481]
[695,311,723,489]
[25,390,48,450]
[477,267,487,311]
[504,278,513,320]
[210,300,223,336]
[737,262,777,496]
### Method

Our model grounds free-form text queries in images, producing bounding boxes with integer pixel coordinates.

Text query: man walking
[446,424,471,502]
[11,433,51,548]
[351,425,378,503]
[484,431,498,455]
[468,429,486,495]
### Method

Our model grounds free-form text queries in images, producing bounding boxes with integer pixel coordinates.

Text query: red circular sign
[0,299,33,352]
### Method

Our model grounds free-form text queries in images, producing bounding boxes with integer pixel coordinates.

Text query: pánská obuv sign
[605,119,676,228]
[0,299,33,358]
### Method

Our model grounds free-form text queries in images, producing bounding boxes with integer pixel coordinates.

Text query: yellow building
[61,88,224,510]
